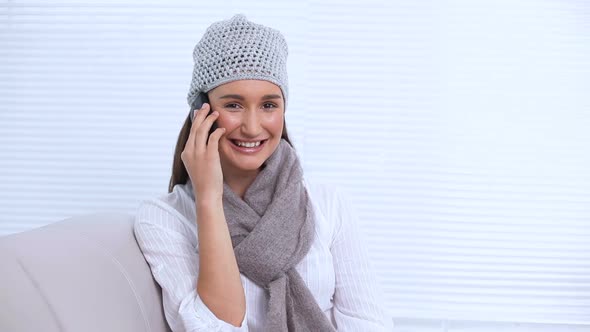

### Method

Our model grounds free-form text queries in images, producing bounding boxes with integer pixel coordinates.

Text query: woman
[134,14,392,331]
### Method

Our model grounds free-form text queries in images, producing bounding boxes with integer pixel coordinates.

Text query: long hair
[167,107,294,193]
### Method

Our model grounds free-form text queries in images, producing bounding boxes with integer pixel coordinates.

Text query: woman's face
[207,79,285,176]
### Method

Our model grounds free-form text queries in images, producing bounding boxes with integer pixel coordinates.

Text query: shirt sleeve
[329,190,394,331]
[134,200,248,332]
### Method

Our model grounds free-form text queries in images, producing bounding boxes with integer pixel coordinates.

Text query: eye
[263,102,278,110]
[224,103,242,110]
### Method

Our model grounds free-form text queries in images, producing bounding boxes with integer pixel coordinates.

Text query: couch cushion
[0,212,172,332]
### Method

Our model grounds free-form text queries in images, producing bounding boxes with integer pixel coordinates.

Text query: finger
[189,103,210,147]
[195,110,220,148]
[207,127,226,152]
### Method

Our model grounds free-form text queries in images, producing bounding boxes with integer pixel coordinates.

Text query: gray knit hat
[187,14,289,110]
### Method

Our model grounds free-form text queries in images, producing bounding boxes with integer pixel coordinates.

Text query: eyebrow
[218,94,282,101]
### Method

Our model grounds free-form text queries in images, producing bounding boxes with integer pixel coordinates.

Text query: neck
[222,166,261,199]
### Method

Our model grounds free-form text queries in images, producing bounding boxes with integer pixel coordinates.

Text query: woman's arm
[195,199,246,327]
[134,199,248,331]
[181,103,246,327]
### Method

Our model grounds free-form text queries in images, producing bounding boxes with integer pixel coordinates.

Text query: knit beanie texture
[187,14,289,110]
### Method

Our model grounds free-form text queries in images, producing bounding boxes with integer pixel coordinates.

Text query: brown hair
[167,112,294,193]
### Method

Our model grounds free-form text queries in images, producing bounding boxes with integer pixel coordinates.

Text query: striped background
[1,0,589,330]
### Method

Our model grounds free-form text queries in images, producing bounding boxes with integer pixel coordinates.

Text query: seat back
[0,212,172,332]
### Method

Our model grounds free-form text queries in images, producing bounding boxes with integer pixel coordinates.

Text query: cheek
[215,114,239,130]
[264,113,284,134]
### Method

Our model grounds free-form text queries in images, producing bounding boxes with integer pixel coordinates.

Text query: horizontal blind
[300,0,590,327]
[1,0,589,330]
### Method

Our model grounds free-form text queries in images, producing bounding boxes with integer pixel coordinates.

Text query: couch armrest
[0,212,172,332]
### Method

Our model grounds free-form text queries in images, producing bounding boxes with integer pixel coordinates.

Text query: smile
[230,139,268,153]
[234,140,262,148]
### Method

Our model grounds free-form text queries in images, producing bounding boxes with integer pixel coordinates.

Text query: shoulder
[303,175,353,218]
[303,176,355,245]
[134,181,197,239]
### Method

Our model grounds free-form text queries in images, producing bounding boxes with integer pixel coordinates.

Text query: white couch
[0,212,171,332]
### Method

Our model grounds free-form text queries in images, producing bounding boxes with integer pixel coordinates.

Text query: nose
[241,109,263,137]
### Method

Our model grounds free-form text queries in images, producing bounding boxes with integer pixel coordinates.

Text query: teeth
[235,140,262,148]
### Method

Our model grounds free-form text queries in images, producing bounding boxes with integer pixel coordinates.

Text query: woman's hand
[181,103,226,204]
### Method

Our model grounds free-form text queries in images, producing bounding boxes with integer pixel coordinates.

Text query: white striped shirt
[134,178,393,331]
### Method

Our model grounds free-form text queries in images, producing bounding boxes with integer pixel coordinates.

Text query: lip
[229,139,267,154]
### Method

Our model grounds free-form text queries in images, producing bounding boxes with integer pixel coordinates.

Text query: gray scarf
[222,139,336,332]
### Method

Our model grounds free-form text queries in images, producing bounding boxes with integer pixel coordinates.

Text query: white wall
[1,0,589,330]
